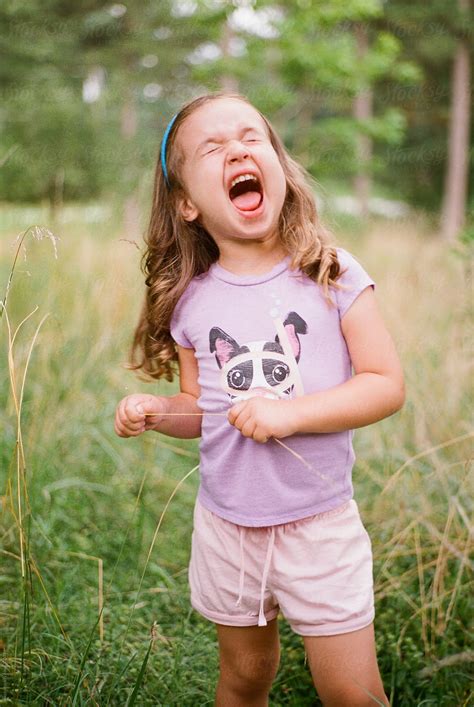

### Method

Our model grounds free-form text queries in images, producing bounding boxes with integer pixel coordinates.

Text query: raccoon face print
[209,312,307,403]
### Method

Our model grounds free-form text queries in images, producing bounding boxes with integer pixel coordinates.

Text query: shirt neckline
[209,255,292,286]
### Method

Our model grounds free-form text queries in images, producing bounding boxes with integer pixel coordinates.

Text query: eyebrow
[194,125,264,156]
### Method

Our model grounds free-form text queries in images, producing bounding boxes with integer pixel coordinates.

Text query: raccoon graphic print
[210,311,307,403]
[170,248,376,526]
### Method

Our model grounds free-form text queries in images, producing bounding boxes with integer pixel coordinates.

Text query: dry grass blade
[430,503,455,645]
[413,524,430,655]
[145,412,336,485]
[381,431,474,495]
[421,520,474,570]
[1,225,59,321]
[418,650,474,678]
[1,302,50,577]
[118,464,199,658]
[443,535,472,631]
[68,552,104,642]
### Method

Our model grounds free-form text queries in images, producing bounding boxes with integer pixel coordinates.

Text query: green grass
[0,206,472,705]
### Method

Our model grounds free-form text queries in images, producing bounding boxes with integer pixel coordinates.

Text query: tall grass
[0,206,472,705]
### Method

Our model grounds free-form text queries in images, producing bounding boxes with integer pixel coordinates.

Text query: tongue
[232,191,262,211]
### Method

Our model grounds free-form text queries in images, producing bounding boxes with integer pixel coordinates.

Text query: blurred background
[0,0,472,238]
[1,1,473,705]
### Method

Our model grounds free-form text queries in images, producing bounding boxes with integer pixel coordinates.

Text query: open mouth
[228,174,264,212]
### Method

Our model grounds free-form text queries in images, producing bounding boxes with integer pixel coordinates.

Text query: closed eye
[203,137,261,156]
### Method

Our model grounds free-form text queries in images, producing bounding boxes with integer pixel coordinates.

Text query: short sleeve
[170,294,194,349]
[334,248,376,319]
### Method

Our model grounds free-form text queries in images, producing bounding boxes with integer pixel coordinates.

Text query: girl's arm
[152,345,202,439]
[290,286,405,434]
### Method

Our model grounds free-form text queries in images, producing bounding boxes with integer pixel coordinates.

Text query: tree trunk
[121,83,141,238]
[220,17,239,92]
[440,0,471,242]
[353,22,373,219]
[48,167,65,226]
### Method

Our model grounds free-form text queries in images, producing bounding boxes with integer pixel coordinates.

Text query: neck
[216,235,287,276]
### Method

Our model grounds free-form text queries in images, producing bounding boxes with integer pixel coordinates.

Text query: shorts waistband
[291,500,352,525]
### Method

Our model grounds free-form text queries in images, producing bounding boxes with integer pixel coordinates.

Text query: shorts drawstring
[235,526,246,607]
[235,524,276,628]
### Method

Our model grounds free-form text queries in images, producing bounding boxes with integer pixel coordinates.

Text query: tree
[440,0,471,241]
[379,0,473,218]
[253,0,418,211]
[353,22,373,218]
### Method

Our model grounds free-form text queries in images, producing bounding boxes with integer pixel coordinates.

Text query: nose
[227,140,250,163]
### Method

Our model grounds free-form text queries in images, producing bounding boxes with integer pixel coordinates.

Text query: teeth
[230,174,258,189]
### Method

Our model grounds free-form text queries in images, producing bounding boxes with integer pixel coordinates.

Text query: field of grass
[1,204,472,705]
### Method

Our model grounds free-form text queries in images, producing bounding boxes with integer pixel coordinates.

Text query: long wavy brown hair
[127,91,348,382]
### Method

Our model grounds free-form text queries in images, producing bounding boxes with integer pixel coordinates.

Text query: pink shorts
[188,497,375,636]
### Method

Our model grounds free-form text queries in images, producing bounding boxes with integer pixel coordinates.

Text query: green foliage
[0,2,472,208]
[0,208,472,703]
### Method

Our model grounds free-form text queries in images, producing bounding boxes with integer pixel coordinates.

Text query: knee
[219,648,280,694]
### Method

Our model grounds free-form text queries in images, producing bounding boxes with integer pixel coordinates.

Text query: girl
[114,91,404,706]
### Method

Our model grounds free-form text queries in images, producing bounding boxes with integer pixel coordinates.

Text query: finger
[253,424,267,442]
[125,400,145,424]
[114,409,129,436]
[228,400,246,423]
[115,417,142,437]
[115,400,145,436]
[115,418,143,437]
[130,417,146,429]
[118,398,138,426]
[115,422,131,438]
[227,408,236,425]
[117,398,128,423]
[144,416,160,430]
[120,417,144,432]
[115,406,144,434]
[144,394,161,411]
[144,415,160,424]
[228,407,239,426]
[230,410,246,431]
[233,403,253,428]
[240,419,257,438]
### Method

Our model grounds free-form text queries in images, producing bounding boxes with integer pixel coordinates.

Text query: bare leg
[215,618,280,707]
[303,622,390,706]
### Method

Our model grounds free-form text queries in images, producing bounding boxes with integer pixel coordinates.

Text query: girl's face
[175,98,287,248]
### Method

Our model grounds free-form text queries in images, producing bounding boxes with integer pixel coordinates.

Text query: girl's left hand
[227,397,297,443]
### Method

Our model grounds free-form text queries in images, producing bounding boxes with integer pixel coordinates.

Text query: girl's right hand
[114,394,169,438]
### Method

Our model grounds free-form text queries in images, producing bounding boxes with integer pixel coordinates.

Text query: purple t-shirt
[170,247,375,527]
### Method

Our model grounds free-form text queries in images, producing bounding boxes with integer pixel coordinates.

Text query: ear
[209,327,240,368]
[178,194,200,222]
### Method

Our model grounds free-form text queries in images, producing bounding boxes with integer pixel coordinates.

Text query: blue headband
[160,113,178,188]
